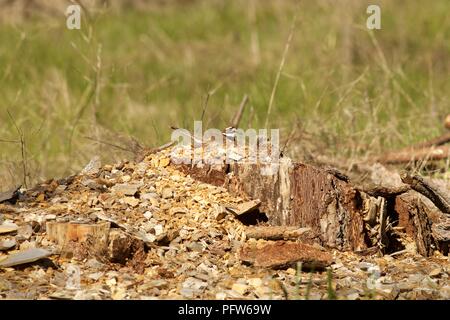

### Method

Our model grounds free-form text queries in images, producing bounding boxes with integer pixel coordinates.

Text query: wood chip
[226,200,261,216]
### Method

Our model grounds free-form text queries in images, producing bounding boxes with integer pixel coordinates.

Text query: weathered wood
[377,145,449,164]
[245,226,312,241]
[225,200,261,216]
[239,241,333,269]
[108,229,145,264]
[411,132,450,149]
[395,192,438,256]
[0,248,52,268]
[0,223,18,235]
[46,221,110,253]
[0,186,21,204]
[356,184,410,198]
[432,219,450,255]
[401,173,450,214]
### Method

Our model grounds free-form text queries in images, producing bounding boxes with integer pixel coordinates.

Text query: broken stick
[411,132,450,149]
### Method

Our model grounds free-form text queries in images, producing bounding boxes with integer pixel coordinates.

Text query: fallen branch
[400,172,450,214]
[377,145,449,164]
[356,184,410,198]
[411,132,450,149]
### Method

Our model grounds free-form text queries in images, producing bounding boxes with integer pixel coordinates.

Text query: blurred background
[0,0,449,190]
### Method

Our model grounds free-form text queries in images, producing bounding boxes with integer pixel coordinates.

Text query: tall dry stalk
[264,12,297,129]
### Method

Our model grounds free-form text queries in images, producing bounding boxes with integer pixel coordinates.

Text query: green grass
[0,0,449,189]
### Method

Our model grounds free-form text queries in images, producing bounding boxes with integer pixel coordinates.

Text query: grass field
[0,0,449,190]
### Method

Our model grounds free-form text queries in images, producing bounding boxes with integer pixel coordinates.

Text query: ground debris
[0,248,52,268]
[239,240,332,269]
[0,147,448,300]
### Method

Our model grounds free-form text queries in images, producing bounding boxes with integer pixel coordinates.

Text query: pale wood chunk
[245,226,312,241]
[46,221,110,251]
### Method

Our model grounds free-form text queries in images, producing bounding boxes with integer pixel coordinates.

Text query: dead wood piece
[0,186,21,204]
[108,229,145,264]
[378,145,449,164]
[94,212,159,247]
[432,220,450,255]
[378,197,388,252]
[46,221,110,254]
[395,192,437,257]
[354,246,380,256]
[0,239,16,251]
[412,132,450,149]
[225,200,261,216]
[245,226,312,241]
[401,173,450,214]
[357,184,410,198]
[0,223,18,235]
[324,167,349,182]
[239,241,332,269]
[0,248,52,268]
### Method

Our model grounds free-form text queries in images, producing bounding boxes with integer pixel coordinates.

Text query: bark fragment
[239,240,332,270]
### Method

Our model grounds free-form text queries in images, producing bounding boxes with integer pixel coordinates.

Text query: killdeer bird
[170,126,238,145]
[222,126,238,141]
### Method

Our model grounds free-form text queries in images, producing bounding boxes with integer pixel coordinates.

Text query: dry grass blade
[6,109,28,188]
[264,11,298,129]
[230,94,249,128]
